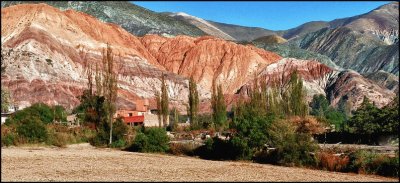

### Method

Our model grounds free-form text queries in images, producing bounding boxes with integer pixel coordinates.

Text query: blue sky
[132,1,391,31]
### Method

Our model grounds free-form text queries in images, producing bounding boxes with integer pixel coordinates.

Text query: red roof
[123,116,144,123]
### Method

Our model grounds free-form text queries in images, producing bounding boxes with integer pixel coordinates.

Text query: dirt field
[1,143,397,182]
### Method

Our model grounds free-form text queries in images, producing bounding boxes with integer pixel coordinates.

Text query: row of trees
[75,44,118,145]
[309,93,399,136]
[195,71,319,166]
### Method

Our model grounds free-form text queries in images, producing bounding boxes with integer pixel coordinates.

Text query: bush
[1,125,17,146]
[168,143,196,156]
[50,133,69,147]
[256,119,319,167]
[111,139,127,148]
[316,152,350,172]
[6,103,60,126]
[128,132,148,152]
[127,127,170,153]
[193,136,251,160]
[90,128,110,147]
[16,116,48,143]
[2,133,16,146]
[348,150,399,177]
[90,118,128,147]
[144,128,170,152]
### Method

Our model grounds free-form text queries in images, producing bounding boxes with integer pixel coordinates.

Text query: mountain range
[1,2,398,113]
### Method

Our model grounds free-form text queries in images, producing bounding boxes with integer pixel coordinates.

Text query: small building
[123,116,144,126]
[116,99,161,127]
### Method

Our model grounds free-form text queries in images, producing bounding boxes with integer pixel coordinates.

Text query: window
[129,113,133,117]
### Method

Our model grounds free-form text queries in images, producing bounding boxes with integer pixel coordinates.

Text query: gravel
[1,143,397,182]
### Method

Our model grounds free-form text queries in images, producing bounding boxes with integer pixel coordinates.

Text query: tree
[212,82,227,130]
[288,71,308,117]
[170,107,179,131]
[100,44,118,145]
[337,96,353,119]
[347,96,380,134]
[1,89,10,113]
[309,94,329,118]
[230,79,275,159]
[160,74,169,127]
[155,91,162,127]
[188,76,199,127]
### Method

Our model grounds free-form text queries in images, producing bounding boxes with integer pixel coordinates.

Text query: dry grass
[1,143,397,182]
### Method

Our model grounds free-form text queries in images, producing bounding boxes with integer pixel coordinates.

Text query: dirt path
[1,143,397,182]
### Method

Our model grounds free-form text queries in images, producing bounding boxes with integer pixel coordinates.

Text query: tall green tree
[212,81,227,130]
[309,94,329,118]
[101,44,118,145]
[161,74,169,127]
[337,96,353,119]
[155,91,162,127]
[288,71,308,117]
[188,76,199,126]
[1,89,10,113]
[347,96,380,134]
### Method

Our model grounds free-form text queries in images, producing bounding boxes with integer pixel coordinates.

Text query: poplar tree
[161,74,169,127]
[212,81,227,129]
[287,71,308,117]
[155,91,162,127]
[188,76,199,126]
[101,44,118,145]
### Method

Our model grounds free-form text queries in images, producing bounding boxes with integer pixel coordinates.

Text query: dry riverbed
[1,143,397,182]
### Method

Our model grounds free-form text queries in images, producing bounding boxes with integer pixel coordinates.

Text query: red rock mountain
[1,4,283,111]
[0,4,395,113]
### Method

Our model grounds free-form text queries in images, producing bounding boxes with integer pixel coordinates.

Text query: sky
[132,1,391,31]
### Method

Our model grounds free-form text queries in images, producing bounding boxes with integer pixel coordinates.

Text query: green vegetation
[6,103,67,125]
[316,149,399,177]
[127,127,170,153]
[161,74,169,127]
[1,103,95,147]
[211,83,227,130]
[196,72,319,167]
[188,76,199,128]
[347,96,399,136]
[1,89,10,113]
[309,94,346,131]
[16,116,48,143]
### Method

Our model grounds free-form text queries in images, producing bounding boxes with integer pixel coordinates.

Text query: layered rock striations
[1,3,396,113]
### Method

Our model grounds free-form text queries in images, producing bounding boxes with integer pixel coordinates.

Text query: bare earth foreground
[1,143,397,182]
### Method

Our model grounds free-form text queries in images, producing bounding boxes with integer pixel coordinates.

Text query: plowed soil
[1,143,397,182]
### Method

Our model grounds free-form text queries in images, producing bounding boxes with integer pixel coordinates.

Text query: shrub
[127,132,148,152]
[375,153,399,177]
[6,103,67,126]
[1,125,17,146]
[112,118,128,142]
[127,128,170,153]
[144,128,170,152]
[111,139,127,148]
[347,150,399,177]
[90,128,110,147]
[169,143,196,156]
[2,133,16,147]
[16,116,48,143]
[51,133,69,147]
[316,152,350,172]
[257,119,319,167]
[90,118,128,147]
